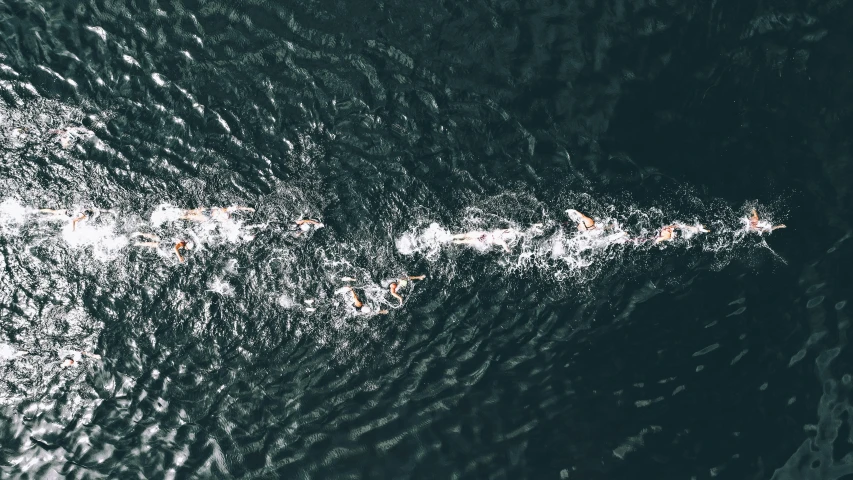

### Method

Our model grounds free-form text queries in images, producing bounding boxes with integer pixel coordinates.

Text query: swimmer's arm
[174,243,185,263]
[348,287,363,308]
[227,206,256,213]
[772,224,786,230]
[389,284,403,304]
[295,219,320,225]
[407,275,426,280]
[134,242,159,248]
[81,351,101,360]
[71,214,86,231]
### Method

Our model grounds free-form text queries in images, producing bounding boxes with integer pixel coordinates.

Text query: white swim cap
[300,224,311,231]
[185,241,195,250]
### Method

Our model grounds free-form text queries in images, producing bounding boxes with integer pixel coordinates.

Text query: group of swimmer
[20,204,326,263]
[10,202,787,313]
[1,201,788,368]
[338,274,428,315]
[570,208,784,241]
[443,208,784,253]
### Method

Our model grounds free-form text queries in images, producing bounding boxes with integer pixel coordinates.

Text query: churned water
[1,0,852,478]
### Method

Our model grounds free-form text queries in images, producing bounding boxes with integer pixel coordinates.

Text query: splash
[0,198,31,234]
[397,200,787,285]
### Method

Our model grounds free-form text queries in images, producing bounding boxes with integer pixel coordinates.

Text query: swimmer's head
[300,223,311,231]
[185,241,195,250]
[62,358,75,368]
[360,305,372,313]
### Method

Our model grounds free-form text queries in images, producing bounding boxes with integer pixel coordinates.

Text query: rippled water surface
[1,0,852,478]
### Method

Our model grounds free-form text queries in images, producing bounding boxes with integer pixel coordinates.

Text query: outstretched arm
[771,224,787,231]
[407,275,426,280]
[174,243,185,263]
[348,287,363,308]
[389,284,403,305]
[71,214,86,231]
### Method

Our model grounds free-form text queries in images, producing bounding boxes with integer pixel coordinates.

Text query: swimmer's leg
[131,232,160,241]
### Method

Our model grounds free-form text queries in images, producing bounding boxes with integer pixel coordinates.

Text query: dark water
[1,0,852,478]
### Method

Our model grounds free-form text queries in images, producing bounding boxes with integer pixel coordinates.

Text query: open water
[1,0,852,478]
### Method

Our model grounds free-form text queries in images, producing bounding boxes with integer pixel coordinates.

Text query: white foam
[0,198,30,231]
[150,204,184,227]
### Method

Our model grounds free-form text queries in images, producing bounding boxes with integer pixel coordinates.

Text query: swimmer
[7,127,31,147]
[748,209,786,233]
[180,206,255,223]
[452,229,515,252]
[293,218,324,236]
[388,274,426,305]
[61,350,101,369]
[675,223,711,235]
[654,225,676,244]
[71,208,106,231]
[341,286,388,315]
[49,126,94,149]
[566,209,597,232]
[179,208,211,222]
[10,127,28,138]
[346,286,363,309]
[38,208,70,219]
[131,232,161,248]
[174,240,194,263]
[40,207,113,230]
[38,209,74,229]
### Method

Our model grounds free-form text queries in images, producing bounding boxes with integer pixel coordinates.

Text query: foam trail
[0,198,30,233]
[150,203,185,227]
[397,202,786,283]
[396,222,453,258]
[60,221,129,261]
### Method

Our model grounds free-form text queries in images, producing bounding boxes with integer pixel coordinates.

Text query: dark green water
[1,0,852,478]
